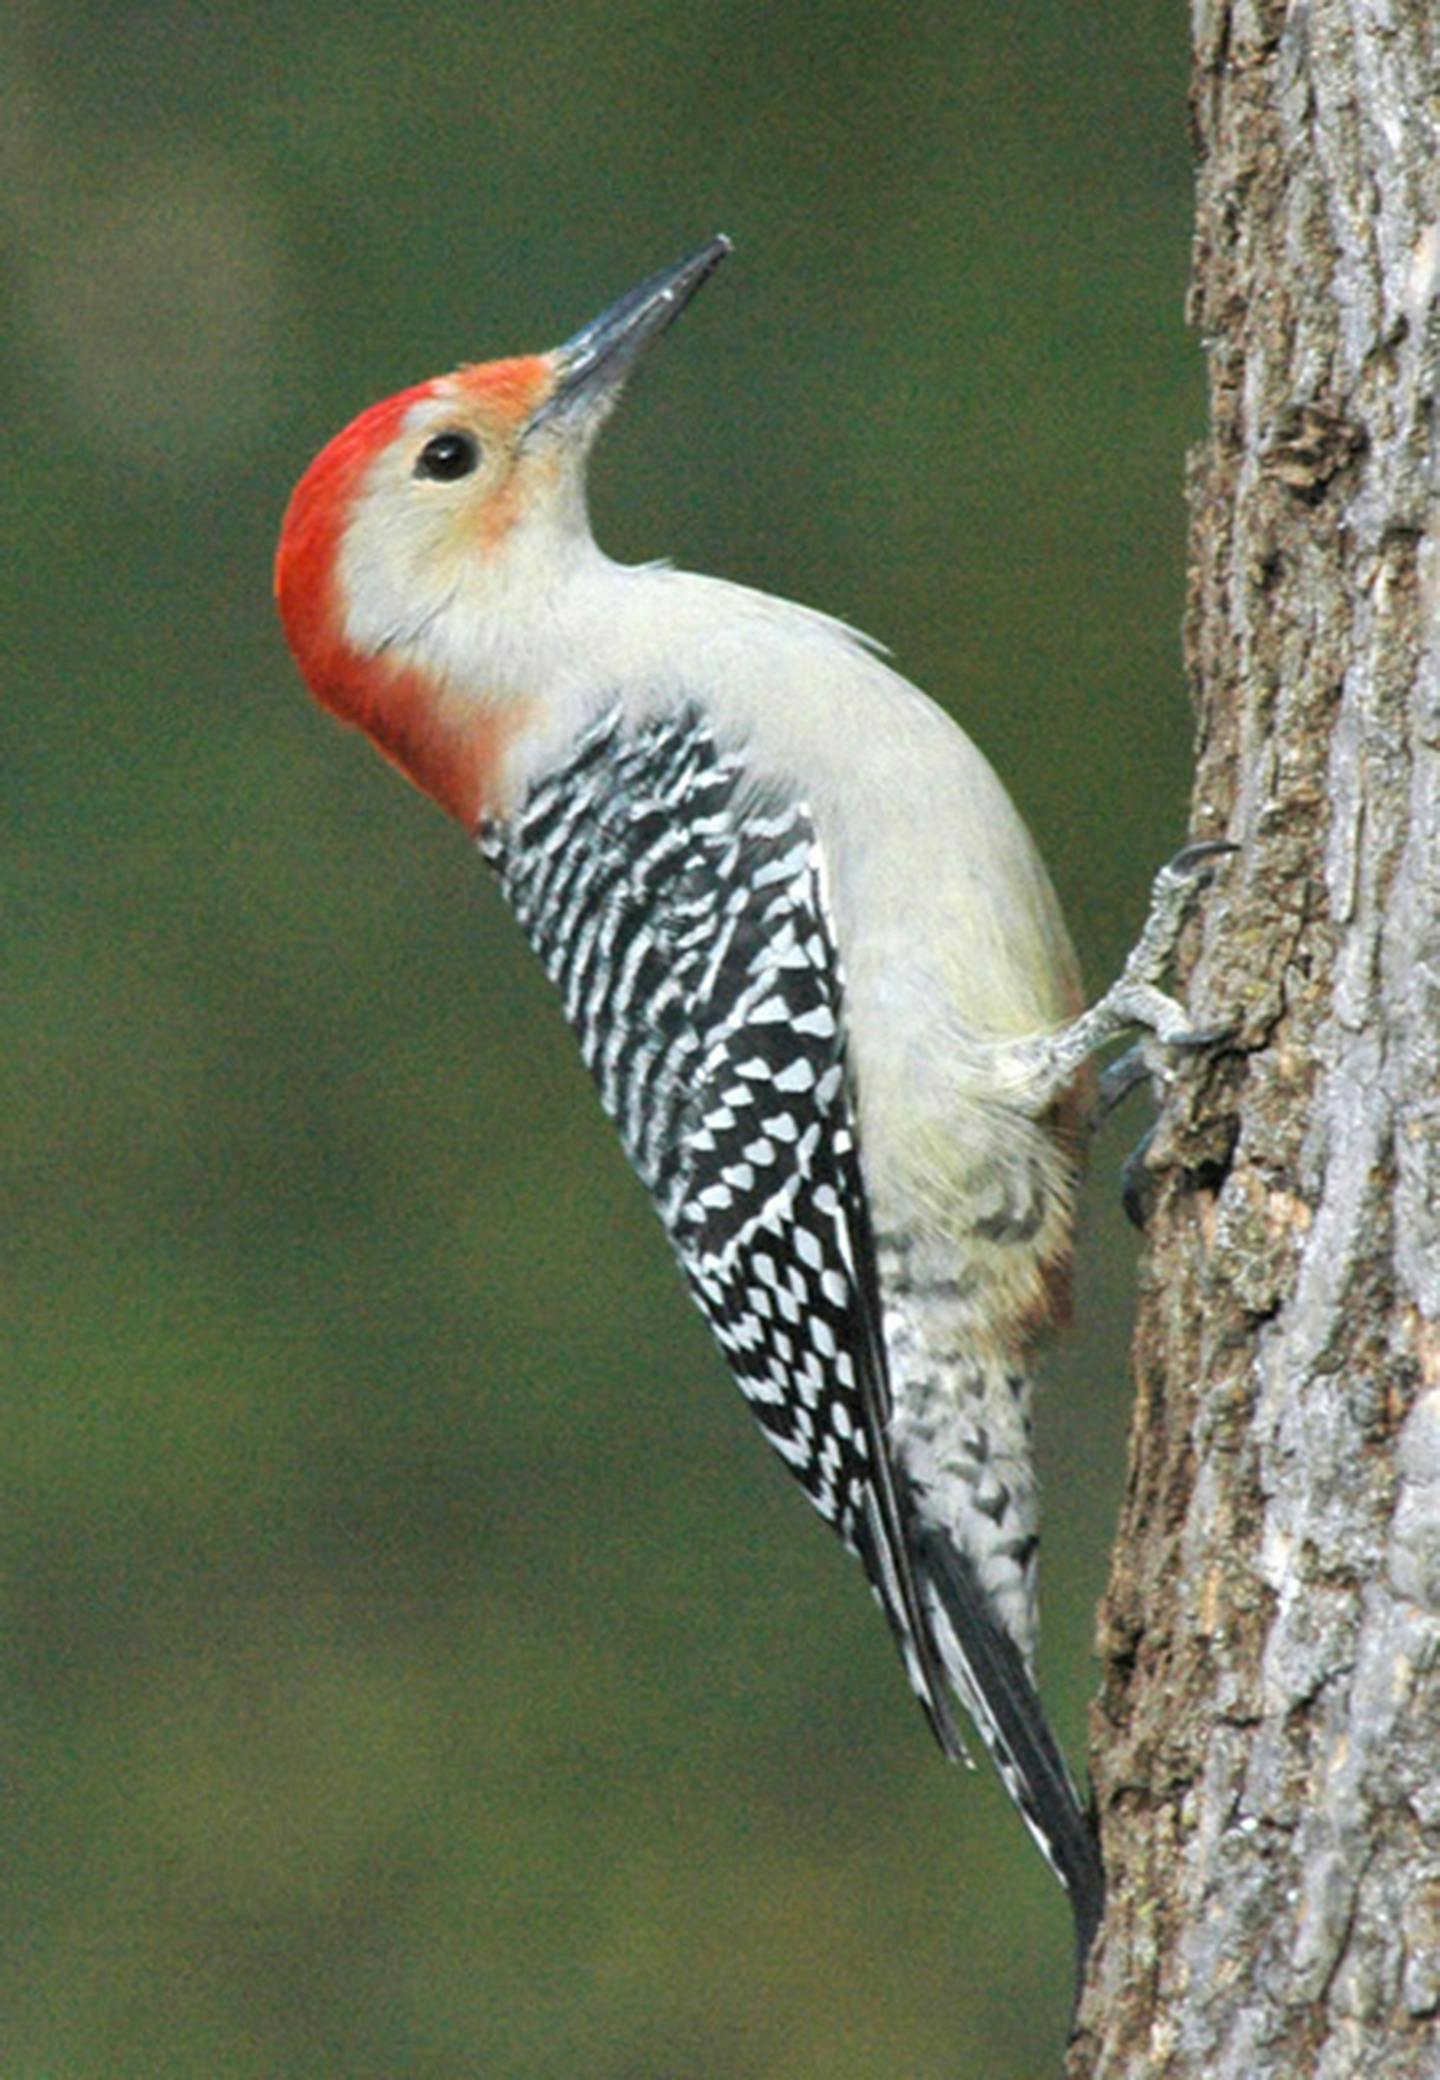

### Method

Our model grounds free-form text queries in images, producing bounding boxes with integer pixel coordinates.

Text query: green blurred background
[6,5,1201,2075]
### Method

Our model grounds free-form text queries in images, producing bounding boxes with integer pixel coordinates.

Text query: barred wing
[481,703,957,1745]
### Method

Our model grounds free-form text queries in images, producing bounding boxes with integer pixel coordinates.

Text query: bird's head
[276,237,730,825]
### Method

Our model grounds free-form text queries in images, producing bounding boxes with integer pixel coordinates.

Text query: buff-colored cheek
[477,474,525,550]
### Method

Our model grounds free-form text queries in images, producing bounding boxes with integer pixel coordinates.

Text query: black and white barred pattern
[480,707,939,1652]
[479,703,1102,1946]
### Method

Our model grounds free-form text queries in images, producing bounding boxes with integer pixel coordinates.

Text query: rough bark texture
[1069,6,1440,2076]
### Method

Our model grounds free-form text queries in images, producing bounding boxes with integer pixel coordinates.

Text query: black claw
[1097,1044,1150,1118]
[1120,1127,1157,1229]
[1167,839,1239,880]
[1166,1021,1237,1053]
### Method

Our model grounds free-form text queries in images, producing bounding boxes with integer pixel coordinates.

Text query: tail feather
[913,1523,1105,1973]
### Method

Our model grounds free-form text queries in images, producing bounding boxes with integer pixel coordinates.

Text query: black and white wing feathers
[481,702,1101,1955]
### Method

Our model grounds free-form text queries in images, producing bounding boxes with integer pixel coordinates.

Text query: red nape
[275,381,434,695]
[276,365,552,825]
[275,380,499,826]
[339,656,521,828]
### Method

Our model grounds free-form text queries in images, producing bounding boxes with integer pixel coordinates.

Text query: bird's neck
[315,531,629,828]
[320,645,529,828]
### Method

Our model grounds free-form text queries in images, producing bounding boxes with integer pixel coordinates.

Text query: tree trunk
[1069,7,1440,2075]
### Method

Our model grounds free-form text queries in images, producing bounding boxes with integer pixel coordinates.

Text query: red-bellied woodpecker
[276,237,1224,1967]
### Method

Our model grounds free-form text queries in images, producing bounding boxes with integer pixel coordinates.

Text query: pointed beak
[530,235,732,436]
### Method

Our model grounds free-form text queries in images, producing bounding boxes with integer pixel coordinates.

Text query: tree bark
[1069,7,1440,2075]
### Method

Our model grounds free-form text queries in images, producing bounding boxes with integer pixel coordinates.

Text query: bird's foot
[1002,842,1237,1115]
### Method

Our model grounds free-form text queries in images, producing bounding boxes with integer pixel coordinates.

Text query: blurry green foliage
[6,2,1201,2073]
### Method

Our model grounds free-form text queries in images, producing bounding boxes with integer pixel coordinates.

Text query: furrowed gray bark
[1068,6,1440,2075]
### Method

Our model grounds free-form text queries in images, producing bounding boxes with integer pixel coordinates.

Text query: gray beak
[530,235,732,434]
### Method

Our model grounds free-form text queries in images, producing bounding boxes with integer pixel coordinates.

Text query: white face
[335,375,596,694]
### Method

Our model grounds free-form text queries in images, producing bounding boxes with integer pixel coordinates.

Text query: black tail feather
[912,1524,1105,1976]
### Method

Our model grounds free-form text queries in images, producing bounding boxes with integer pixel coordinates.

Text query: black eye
[415,431,480,481]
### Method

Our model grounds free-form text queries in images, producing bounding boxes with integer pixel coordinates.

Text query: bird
[276,235,1223,1970]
